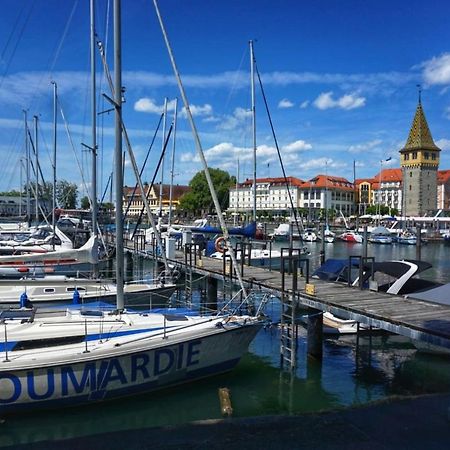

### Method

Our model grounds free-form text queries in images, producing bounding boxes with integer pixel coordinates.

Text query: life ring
[215,237,227,253]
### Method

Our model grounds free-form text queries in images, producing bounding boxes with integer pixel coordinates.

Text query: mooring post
[207,276,218,311]
[416,224,422,261]
[362,225,368,259]
[320,224,325,265]
[307,312,323,359]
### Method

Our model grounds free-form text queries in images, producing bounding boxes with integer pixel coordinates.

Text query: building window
[404,153,409,160]
[409,185,412,191]
[412,152,417,159]
[424,152,429,160]
[432,153,437,160]
[410,172,412,178]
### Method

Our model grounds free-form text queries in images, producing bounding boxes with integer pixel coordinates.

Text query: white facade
[229,178,302,213]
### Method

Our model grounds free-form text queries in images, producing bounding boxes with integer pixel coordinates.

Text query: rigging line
[123,113,164,219]
[0,0,36,90]
[26,127,47,201]
[47,0,80,76]
[97,0,111,199]
[254,61,304,241]
[100,173,112,204]
[58,100,91,204]
[223,44,248,113]
[0,1,28,62]
[130,124,173,240]
[28,1,79,116]
[37,118,52,169]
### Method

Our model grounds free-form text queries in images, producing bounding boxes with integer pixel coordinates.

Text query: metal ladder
[279,250,302,371]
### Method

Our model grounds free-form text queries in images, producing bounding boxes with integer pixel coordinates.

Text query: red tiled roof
[239,176,304,187]
[301,174,355,191]
[438,170,450,184]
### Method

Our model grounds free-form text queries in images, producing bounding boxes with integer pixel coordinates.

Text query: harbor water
[1,240,450,446]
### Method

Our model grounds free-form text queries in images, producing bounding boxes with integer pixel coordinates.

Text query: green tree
[80,196,90,209]
[179,168,235,215]
[56,180,78,209]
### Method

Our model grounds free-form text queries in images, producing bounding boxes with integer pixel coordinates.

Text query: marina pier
[117,233,450,355]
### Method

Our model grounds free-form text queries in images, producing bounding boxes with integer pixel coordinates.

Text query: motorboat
[395,230,417,245]
[312,258,437,296]
[368,234,393,244]
[324,227,335,243]
[338,230,363,243]
[368,226,393,244]
[301,228,319,242]
[270,223,301,241]
[209,246,282,267]
[310,258,438,335]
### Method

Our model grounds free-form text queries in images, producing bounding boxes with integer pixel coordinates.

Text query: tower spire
[417,84,422,104]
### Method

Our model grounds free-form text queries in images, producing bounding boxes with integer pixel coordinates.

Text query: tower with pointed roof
[400,93,440,216]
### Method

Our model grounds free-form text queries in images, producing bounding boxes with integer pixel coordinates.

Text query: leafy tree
[0,190,22,197]
[80,196,90,209]
[179,168,235,215]
[56,180,78,209]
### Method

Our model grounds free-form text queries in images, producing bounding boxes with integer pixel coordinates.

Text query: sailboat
[0,0,263,414]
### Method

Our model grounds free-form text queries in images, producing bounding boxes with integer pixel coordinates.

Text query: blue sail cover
[190,221,257,238]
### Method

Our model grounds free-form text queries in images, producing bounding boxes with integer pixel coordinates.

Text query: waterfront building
[229,177,303,217]
[399,97,440,216]
[228,175,354,218]
[356,169,403,215]
[300,175,355,218]
[123,183,189,218]
[437,170,450,210]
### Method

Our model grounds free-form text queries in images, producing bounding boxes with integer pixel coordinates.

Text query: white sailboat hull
[0,318,261,414]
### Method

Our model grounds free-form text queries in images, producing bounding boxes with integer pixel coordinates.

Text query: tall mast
[90,0,99,277]
[158,97,168,219]
[168,97,178,227]
[34,115,39,223]
[51,81,57,249]
[23,110,30,225]
[250,40,257,223]
[114,0,124,309]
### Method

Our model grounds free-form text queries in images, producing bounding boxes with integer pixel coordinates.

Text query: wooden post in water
[307,312,323,359]
[218,387,233,417]
[206,276,218,311]
[362,225,368,259]
[320,224,325,265]
[416,224,422,261]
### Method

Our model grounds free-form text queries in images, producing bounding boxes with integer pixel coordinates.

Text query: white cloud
[348,139,383,154]
[278,98,294,109]
[313,91,366,110]
[179,138,313,170]
[300,100,309,109]
[134,97,212,117]
[134,98,162,114]
[183,103,213,117]
[283,140,312,152]
[302,157,347,170]
[436,138,450,150]
[420,53,450,86]
[217,107,251,131]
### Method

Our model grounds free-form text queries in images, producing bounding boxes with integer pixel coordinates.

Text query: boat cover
[406,283,450,306]
[190,221,256,238]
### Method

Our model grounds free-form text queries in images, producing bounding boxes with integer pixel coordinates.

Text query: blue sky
[1,0,450,201]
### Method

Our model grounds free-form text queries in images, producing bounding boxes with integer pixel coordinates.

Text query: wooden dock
[120,235,450,350]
